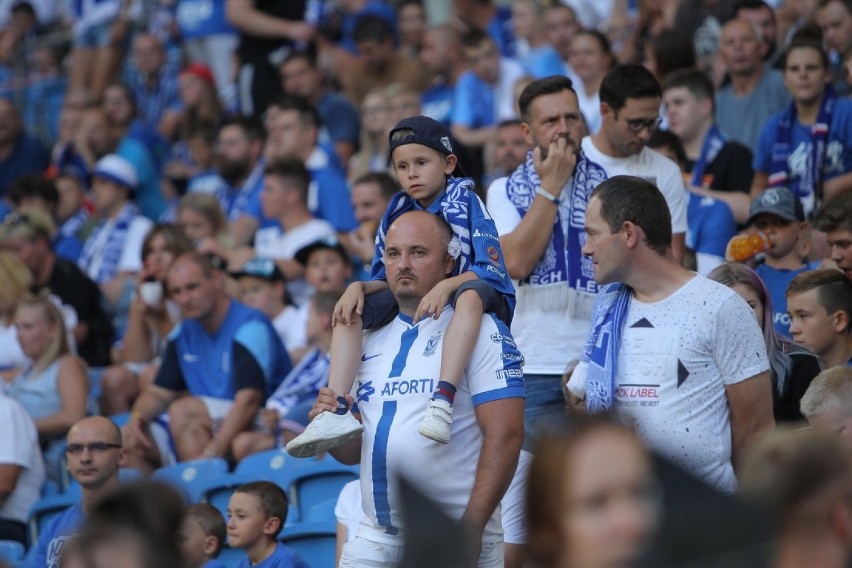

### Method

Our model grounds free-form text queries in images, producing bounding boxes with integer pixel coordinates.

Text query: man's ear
[622,221,643,248]
[444,154,459,175]
[445,253,455,276]
[520,121,533,146]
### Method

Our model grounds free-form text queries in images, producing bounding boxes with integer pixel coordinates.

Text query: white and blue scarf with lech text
[504,149,605,318]
[78,202,138,284]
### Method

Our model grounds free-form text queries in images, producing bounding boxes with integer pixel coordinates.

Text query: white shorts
[501,449,532,544]
[339,536,503,567]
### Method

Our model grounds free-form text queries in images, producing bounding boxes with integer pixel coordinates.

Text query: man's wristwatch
[535,187,560,204]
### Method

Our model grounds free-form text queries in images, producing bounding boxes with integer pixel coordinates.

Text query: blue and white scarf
[373,176,475,277]
[58,208,88,240]
[571,283,633,413]
[504,149,605,313]
[78,203,138,284]
[769,85,837,202]
[691,125,726,188]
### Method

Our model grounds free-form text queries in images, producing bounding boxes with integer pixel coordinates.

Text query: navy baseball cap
[229,256,285,282]
[747,187,805,225]
[388,115,466,177]
[294,237,351,266]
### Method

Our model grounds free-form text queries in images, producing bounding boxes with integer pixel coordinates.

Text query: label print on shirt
[616,322,689,408]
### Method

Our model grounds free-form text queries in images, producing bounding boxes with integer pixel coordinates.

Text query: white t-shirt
[254,218,337,306]
[0,323,28,372]
[354,308,524,547]
[0,393,45,522]
[83,215,152,280]
[273,305,307,354]
[335,479,364,544]
[495,58,528,122]
[614,276,769,493]
[576,88,602,134]
[581,137,688,234]
[487,177,592,374]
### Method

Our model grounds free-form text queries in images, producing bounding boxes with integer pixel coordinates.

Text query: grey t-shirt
[715,68,790,153]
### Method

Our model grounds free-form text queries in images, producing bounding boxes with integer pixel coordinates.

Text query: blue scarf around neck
[691,125,727,188]
[78,202,138,284]
[768,85,837,202]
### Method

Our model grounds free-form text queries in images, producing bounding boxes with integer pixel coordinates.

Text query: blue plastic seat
[27,493,78,546]
[151,457,229,502]
[0,540,25,562]
[304,498,338,523]
[279,456,359,522]
[234,448,293,478]
[279,521,337,568]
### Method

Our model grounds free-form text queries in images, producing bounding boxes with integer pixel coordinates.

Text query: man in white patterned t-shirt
[569,175,774,493]
[309,210,525,567]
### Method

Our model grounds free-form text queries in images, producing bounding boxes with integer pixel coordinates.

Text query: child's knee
[456,288,484,313]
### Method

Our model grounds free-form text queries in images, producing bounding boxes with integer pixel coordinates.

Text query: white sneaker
[285,411,364,458]
[418,399,453,444]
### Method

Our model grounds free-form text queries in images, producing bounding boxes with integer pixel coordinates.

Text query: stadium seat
[233,448,292,479]
[0,540,25,562]
[305,498,337,523]
[27,493,78,547]
[279,456,359,522]
[279,521,337,568]
[151,457,229,502]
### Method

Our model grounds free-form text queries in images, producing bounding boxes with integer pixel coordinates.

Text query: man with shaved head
[715,18,790,152]
[313,210,525,567]
[28,416,125,568]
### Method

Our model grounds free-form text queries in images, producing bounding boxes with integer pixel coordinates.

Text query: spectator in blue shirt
[126,34,182,142]
[0,97,49,198]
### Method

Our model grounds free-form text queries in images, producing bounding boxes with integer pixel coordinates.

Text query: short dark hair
[268,94,321,128]
[264,156,311,205]
[782,38,830,69]
[661,67,715,104]
[220,115,266,144]
[518,75,576,121]
[647,130,686,165]
[599,64,662,112]
[311,289,344,319]
[281,46,318,69]
[735,0,775,19]
[7,174,59,207]
[353,14,396,45]
[814,193,852,233]
[649,30,697,81]
[461,27,493,50]
[234,481,289,538]
[591,175,672,256]
[352,171,398,201]
[787,269,852,332]
[184,503,226,557]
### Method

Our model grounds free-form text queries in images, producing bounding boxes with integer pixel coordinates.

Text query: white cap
[92,154,138,191]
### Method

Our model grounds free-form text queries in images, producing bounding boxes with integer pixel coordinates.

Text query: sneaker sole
[418,423,451,444]
[285,426,365,458]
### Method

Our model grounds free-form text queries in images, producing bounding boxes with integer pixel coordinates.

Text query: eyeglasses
[65,442,122,455]
[623,117,662,133]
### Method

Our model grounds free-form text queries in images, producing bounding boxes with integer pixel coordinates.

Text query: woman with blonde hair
[7,293,88,482]
[348,87,393,183]
[176,192,232,249]
[0,251,32,380]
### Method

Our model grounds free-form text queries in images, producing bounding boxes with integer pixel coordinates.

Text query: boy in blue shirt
[227,482,308,568]
[287,115,515,457]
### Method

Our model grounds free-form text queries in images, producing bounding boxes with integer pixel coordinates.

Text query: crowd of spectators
[0,0,851,566]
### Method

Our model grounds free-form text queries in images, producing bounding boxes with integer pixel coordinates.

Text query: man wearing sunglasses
[27,416,124,568]
[581,64,687,263]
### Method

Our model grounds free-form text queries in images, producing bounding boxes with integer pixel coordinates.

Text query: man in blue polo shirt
[122,251,292,471]
[27,416,124,568]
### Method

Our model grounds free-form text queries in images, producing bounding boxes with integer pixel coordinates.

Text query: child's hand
[414,280,452,324]
[333,282,365,326]
[261,409,281,430]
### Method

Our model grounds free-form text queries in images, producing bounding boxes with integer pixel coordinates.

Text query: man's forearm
[463,398,524,536]
[500,197,560,279]
[131,386,175,423]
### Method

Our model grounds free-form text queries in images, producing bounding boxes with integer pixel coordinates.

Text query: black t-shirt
[237,0,308,64]
[684,140,754,193]
[40,257,114,367]
[773,345,822,423]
